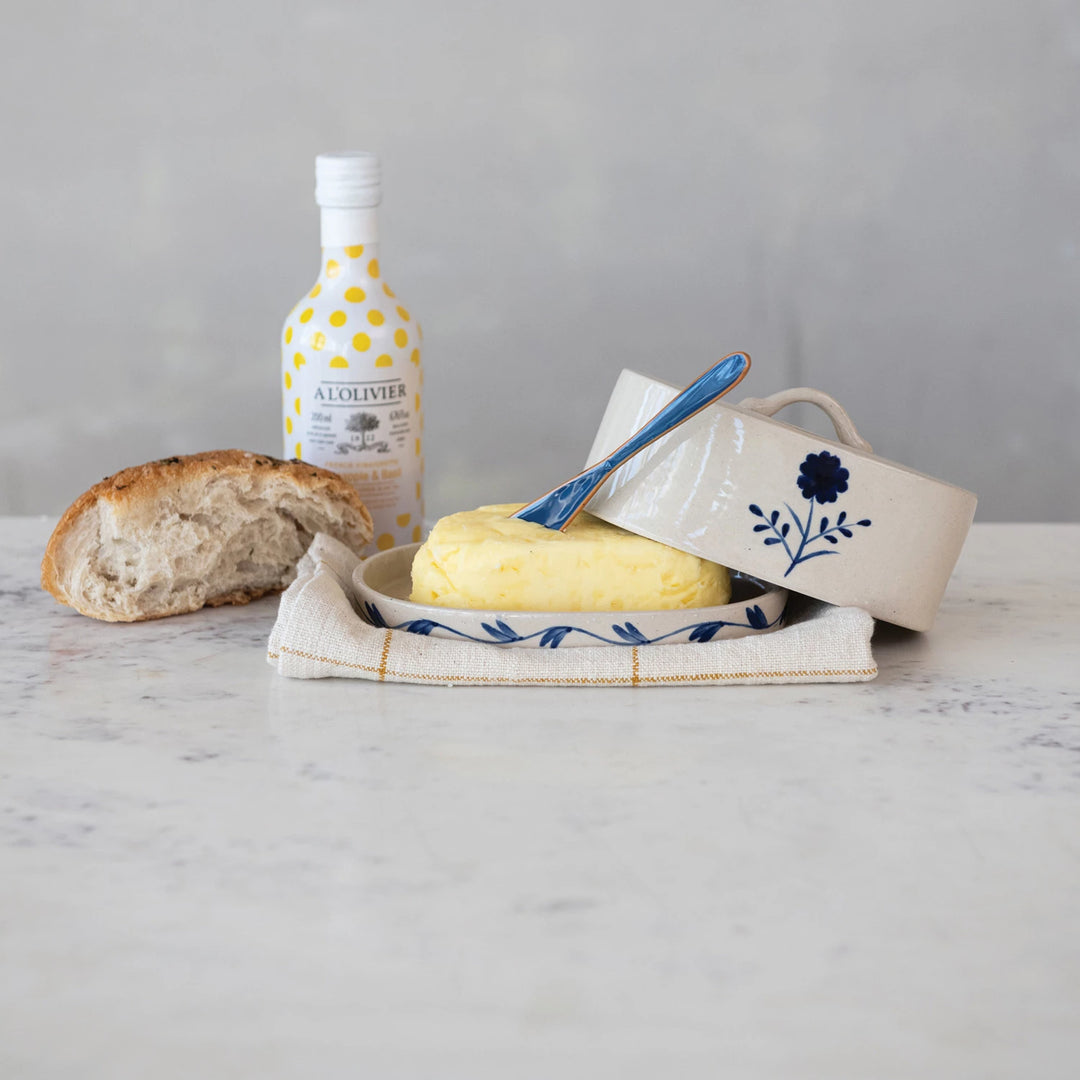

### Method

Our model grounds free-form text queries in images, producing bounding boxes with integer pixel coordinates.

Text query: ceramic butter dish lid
[584,371,977,632]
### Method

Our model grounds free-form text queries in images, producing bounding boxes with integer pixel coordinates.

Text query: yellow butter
[410,503,731,611]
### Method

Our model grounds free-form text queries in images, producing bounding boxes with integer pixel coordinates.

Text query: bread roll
[41,450,373,621]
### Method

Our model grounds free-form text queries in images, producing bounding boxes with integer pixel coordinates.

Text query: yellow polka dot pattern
[284,251,422,544]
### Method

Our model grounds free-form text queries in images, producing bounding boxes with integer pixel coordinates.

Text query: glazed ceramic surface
[353,543,788,648]
[514,352,749,531]
[585,372,978,631]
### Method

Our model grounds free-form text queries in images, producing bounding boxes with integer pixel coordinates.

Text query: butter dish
[585,372,977,631]
[273,534,875,684]
[353,543,787,648]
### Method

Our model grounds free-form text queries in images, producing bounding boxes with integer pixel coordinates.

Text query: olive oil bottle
[282,152,422,551]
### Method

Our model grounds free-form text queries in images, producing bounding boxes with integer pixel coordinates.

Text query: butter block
[410,504,731,611]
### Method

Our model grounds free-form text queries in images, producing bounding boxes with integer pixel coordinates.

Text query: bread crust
[41,450,374,619]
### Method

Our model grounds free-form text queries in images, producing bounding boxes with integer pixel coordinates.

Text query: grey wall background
[2,0,1078,521]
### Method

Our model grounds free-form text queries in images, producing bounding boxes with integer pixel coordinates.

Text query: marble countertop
[2,519,1078,1078]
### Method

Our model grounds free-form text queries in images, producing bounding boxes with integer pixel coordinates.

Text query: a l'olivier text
[314,381,407,404]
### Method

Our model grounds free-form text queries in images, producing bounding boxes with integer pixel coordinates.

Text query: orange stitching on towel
[278,646,382,675]
[383,666,877,685]
[388,672,627,685]
[639,667,878,683]
[631,646,640,687]
[274,646,876,685]
[377,629,393,681]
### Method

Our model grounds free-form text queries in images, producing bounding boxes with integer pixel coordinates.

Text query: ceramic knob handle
[737,388,873,454]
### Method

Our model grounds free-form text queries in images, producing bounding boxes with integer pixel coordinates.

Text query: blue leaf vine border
[361,600,784,648]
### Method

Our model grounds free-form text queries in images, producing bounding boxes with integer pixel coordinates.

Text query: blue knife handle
[597,352,750,478]
[513,351,750,531]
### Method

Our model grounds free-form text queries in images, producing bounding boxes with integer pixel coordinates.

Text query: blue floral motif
[745,604,771,630]
[749,452,871,577]
[538,626,574,649]
[360,600,784,647]
[361,601,387,628]
[611,622,650,645]
[480,619,524,644]
[796,451,849,504]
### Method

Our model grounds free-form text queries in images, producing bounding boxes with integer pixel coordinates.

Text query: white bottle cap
[315,151,382,208]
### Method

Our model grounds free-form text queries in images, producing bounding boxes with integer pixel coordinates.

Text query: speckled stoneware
[353,543,788,648]
[584,371,978,632]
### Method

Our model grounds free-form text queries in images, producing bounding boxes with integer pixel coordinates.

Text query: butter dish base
[353,543,787,648]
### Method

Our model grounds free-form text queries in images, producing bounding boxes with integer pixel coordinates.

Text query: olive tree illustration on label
[749,451,871,577]
[336,411,382,454]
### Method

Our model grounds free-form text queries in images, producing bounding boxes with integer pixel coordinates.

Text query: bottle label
[300,373,416,515]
